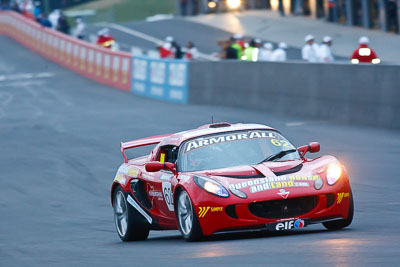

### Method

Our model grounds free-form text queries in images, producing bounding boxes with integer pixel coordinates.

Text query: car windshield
[178,130,300,172]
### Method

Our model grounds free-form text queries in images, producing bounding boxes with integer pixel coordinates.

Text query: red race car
[111,123,353,241]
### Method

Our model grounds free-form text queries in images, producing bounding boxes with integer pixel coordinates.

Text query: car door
[146,145,179,224]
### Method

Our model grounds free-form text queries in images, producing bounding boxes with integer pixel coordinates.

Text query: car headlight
[230,188,248,199]
[194,176,229,198]
[326,163,342,185]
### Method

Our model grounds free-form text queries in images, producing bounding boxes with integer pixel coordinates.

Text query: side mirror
[297,142,320,157]
[145,161,177,174]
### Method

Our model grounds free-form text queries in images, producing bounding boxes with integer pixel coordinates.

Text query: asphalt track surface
[1,35,400,266]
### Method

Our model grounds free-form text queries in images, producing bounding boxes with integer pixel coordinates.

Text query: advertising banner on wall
[131,56,188,104]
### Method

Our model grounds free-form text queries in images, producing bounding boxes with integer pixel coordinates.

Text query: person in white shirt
[48,9,61,30]
[185,41,199,60]
[302,35,319,62]
[271,42,288,61]
[73,17,85,40]
[319,36,334,62]
[258,42,273,61]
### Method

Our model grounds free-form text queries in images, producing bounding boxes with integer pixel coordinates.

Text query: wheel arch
[173,185,184,212]
[111,182,122,206]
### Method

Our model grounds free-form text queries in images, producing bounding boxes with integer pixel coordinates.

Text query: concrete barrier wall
[188,61,400,129]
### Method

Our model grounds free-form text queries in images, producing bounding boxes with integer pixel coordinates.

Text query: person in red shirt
[159,36,175,58]
[96,28,115,49]
[351,36,380,64]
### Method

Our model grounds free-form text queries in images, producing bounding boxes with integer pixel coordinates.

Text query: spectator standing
[218,39,238,59]
[351,36,380,64]
[271,42,288,61]
[49,9,61,30]
[57,13,70,35]
[319,36,334,62]
[231,34,245,59]
[179,0,188,16]
[302,35,319,62]
[22,0,34,19]
[1,1,10,10]
[258,42,273,61]
[186,41,199,60]
[388,0,399,33]
[278,0,285,16]
[11,2,21,13]
[242,39,261,61]
[37,13,52,28]
[96,28,116,49]
[33,1,41,19]
[73,17,86,40]
[172,41,184,59]
[159,36,175,58]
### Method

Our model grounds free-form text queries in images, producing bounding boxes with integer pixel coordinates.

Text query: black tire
[323,190,354,230]
[113,186,150,241]
[176,190,203,241]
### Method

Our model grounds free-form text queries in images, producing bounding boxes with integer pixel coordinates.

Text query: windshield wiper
[258,149,297,164]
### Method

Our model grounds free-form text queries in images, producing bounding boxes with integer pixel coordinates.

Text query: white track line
[97,22,218,61]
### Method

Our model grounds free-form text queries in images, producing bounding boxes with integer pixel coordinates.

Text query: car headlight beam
[326,163,343,185]
[194,176,229,198]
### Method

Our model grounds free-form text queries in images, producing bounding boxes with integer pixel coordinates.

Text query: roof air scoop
[198,122,232,129]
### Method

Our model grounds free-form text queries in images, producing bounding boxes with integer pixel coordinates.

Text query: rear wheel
[323,190,354,230]
[177,190,203,241]
[113,186,149,241]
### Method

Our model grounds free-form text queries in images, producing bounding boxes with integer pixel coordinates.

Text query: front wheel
[323,190,354,230]
[177,190,203,241]
[113,186,149,241]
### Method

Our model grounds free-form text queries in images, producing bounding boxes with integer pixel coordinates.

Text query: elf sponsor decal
[162,182,174,211]
[275,219,305,230]
[184,131,279,153]
[198,206,223,218]
[229,175,319,193]
[337,192,350,204]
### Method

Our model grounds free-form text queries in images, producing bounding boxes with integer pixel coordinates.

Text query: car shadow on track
[143,228,355,243]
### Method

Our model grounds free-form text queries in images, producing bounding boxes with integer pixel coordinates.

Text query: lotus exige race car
[111,123,353,241]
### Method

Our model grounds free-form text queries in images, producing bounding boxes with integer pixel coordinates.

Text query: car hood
[197,160,304,178]
[189,156,337,200]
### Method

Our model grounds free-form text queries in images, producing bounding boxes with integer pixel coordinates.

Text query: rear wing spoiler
[120,133,173,163]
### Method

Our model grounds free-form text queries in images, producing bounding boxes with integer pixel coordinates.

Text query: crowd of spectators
[1,1,380,64]
[217,34,288,62]
[0,0,86,38]
[159,36,199,60]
